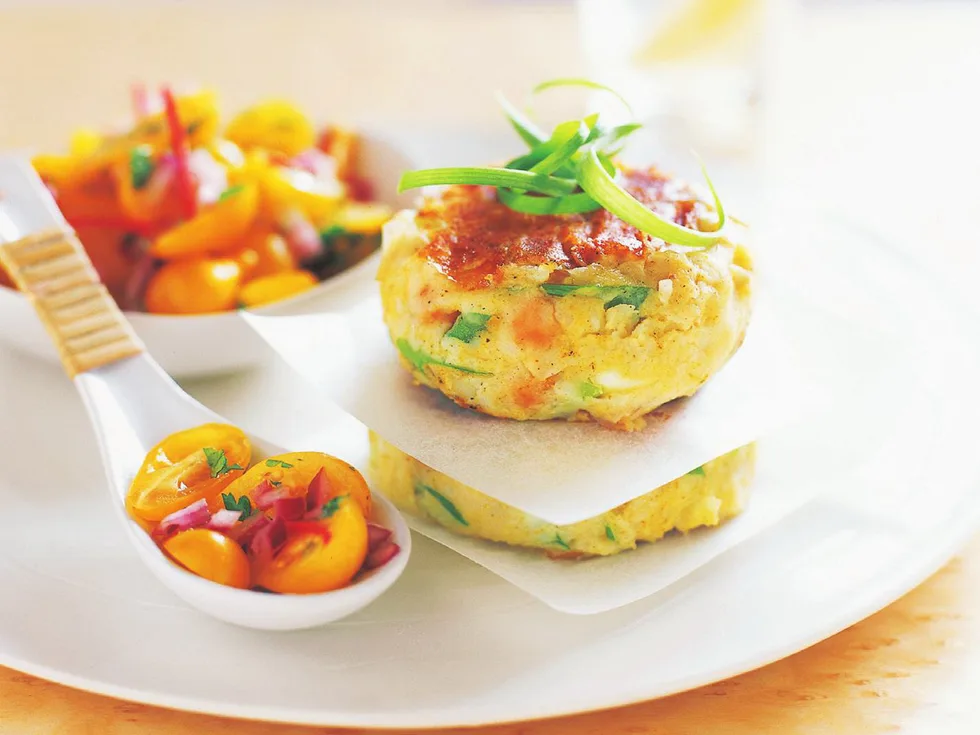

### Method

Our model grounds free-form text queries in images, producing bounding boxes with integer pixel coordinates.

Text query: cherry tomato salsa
[126,423,400,593]
[0,87,392,313]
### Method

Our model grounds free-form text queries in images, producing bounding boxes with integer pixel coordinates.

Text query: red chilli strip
[273,495,306,522]
[160,86,197,220]
[363,540,400,570]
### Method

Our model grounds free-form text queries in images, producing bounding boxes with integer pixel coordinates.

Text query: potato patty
[368,432,756,558]
[378,166,753,430]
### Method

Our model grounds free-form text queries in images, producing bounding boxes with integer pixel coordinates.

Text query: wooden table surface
[2,1,979,732]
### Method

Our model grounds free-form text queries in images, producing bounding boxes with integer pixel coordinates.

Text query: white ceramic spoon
[0,156,411,630]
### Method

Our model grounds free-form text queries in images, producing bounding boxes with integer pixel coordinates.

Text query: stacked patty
[370,433,756,557]
[373,165,755,557]
[377,166,753,430]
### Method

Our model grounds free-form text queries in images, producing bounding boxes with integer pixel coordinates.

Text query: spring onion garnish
[577,148,726,249]
[496,91,548,147]
[497,189,601,215]
[445,312,491,343]
[397,167,577,197]
[417,484,469,526]
[540,283,650,310]
[531,78,634,118]
[396,338,490,375]
[397,78,727,248]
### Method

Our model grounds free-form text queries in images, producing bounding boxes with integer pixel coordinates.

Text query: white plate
[0,131,415,378]
[0,213,978,729]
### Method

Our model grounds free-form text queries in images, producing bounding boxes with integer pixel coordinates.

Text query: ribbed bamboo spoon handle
[0,227,143,377]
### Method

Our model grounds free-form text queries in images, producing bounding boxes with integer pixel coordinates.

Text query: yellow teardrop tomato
[225,100,315,158]
[149,183,259,259]
[127,423,250,522]
[232,231,295,281]
[164,529,251,589]
[262,166,342,223]
[334,202,393,235]
[144,258,243,315]
[252,500,369,594]
[238,270,317,308]
[69,128,103,157]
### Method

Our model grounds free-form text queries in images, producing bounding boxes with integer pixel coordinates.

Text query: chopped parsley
[221,493,253,519]
[551,533,571,551]
[217,184,244,202]
[445,312,491,343]
[396,338,490,375]
[321,494,348,518]
[605,525,616,541]
[417,484,468,526]
[129,146,155,189]
[687,465,706,477]
[320,224,348,246]
[265,459,294,469]
[579,380,604,399]
[540,284,650,310]
[203,447,243,478]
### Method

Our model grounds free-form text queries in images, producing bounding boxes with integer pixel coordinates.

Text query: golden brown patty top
[415,167,707,289]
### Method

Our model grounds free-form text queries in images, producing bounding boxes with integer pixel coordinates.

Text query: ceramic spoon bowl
[0,156,410,630]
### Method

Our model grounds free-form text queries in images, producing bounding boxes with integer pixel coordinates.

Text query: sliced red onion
[120,254,160,312]
[187,148,228,206]
[152,498,210,540]
[249,515,287,563]
[363,541,400,570]
[143,155,177,209]
[289,149,333,177]
[227,513,269,549]
[278,207,323,263]
[367,523,392,550]
[273,495,306,522]
[253,478,291,511]
[208,509,244,531]
[305,468,331,513]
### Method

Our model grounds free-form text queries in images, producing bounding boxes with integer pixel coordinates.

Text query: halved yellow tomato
[225,100,316,158]
[231,230,295,281]
[238,270,317,308]
[149,182,259,258]
[252,499,368,594]
[221,451,371,518]
[127,423,250,522]
[143,257,243,315]
[164,528,251,589]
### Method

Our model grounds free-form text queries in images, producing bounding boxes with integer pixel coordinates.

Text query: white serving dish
[1,212,979,728]
[0,131,414,377]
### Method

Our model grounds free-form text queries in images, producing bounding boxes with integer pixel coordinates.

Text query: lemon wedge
[633,0,762,64]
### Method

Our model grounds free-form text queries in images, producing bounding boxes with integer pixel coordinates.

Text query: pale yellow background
[2,1,980,732]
